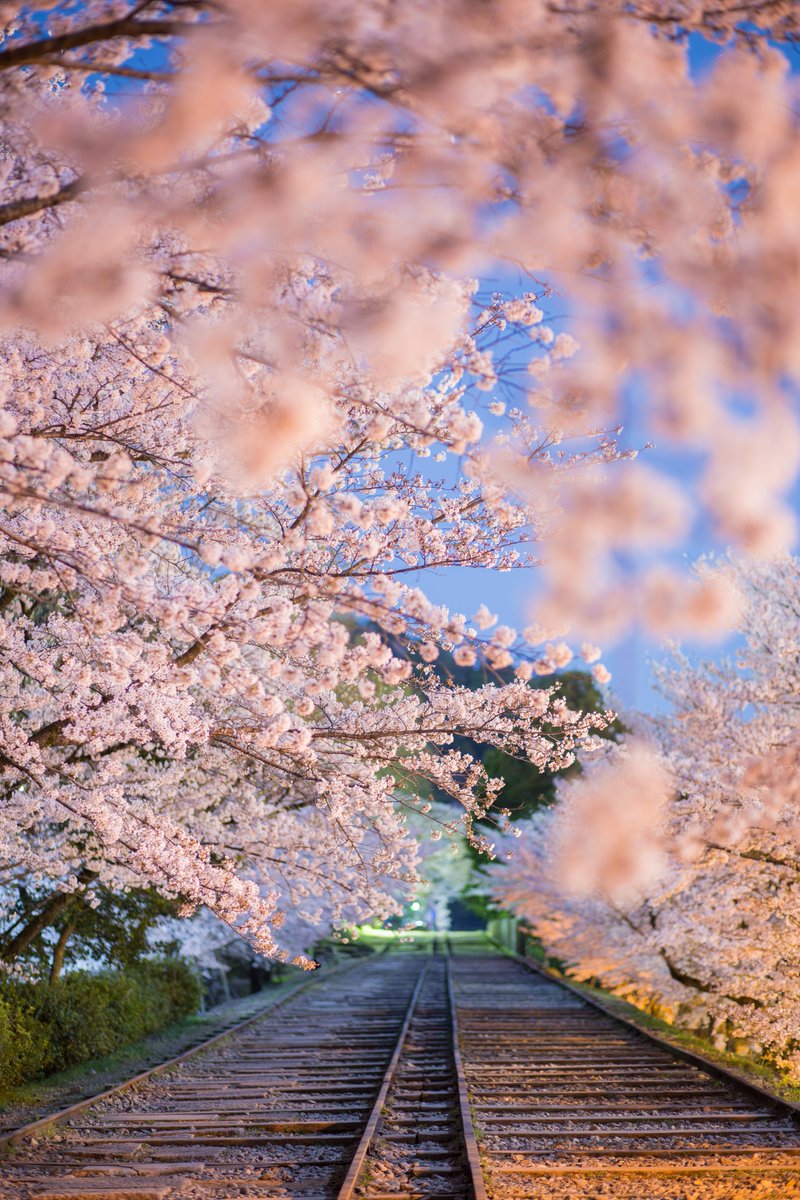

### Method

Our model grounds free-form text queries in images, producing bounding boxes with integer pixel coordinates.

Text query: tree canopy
[1,0,800,967]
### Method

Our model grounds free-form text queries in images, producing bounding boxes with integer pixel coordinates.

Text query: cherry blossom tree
[0,252,611,968]
[489,556,800,1066]
[490,799,800,1068]
[403,798,477,930]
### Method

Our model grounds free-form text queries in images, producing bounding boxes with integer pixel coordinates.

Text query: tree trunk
[49,915,78,984]
[0,868,96,963]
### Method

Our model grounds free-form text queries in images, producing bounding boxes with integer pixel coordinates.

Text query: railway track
[0,955,367,1150]
[0,943,483,1200]
[2,936,800,1199]
[449,938,800,1198]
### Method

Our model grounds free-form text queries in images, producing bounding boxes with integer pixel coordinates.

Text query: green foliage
[1,882,179,978]
[459,888,495,923]
[0,993,50,1091]
[0,958,200,1090]
[483,746,557,819]
[65,889,181,969]
[132,958,202,1018]
[462,670,623,919]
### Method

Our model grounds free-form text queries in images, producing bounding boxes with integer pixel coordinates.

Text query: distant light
[410,901,421,911]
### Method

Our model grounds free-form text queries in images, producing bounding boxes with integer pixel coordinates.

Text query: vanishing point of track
[2,936,800,1199]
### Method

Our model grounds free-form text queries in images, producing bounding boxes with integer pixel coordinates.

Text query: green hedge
[0,958,201,1089]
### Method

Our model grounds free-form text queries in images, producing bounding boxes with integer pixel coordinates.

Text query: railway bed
[1,937,799,1199]
[450,942,800,1198]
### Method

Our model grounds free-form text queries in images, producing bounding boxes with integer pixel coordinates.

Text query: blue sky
[411,544,702,714]
[411,30,800,716]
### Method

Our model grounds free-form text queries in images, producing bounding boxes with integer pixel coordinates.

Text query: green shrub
[0,957,200,1090]
[130,958,202,1022]
[0,991,51,1089]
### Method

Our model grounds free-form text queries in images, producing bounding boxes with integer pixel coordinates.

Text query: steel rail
[444,945,489,1200]
[0,952,368,1154]
[489,938,800,1125]
[335,955,431,1200]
